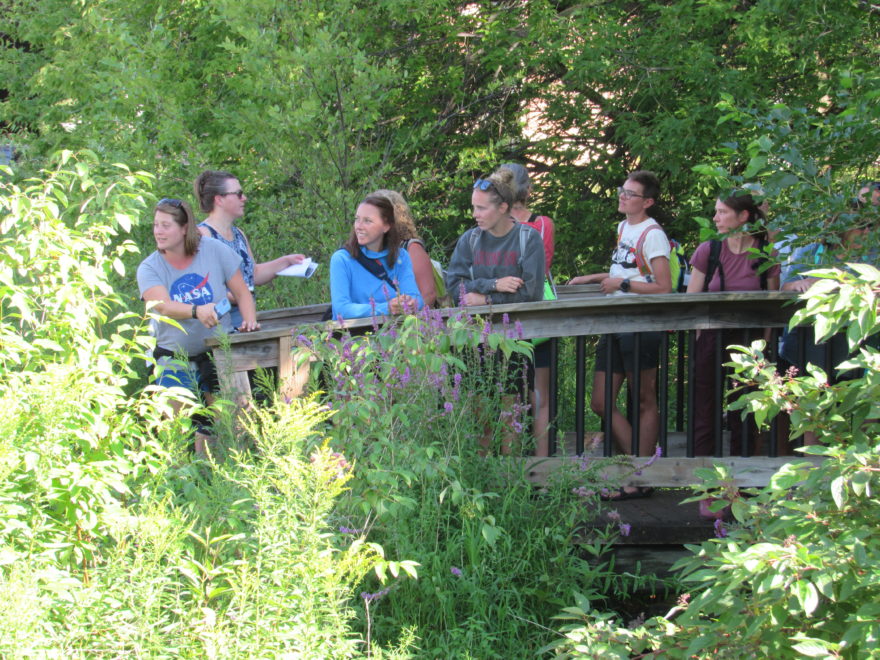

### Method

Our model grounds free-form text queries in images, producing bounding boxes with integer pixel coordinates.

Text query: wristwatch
[619,278,631,293]
[191,304,198,319]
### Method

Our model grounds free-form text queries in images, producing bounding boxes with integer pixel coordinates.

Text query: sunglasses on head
[473,178,494,191]
[158,198,183,208]
[219,190,245,199]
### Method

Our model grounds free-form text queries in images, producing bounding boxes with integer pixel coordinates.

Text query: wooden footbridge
[206,287,822,555]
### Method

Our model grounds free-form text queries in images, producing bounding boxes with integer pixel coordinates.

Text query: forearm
[150,300,200,320]
[569,272,608,285]
[629,280,669,295]
[253,257,294,286]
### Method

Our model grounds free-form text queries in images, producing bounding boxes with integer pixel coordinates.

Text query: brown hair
[344,194,400,264]
[193,170,237,213]
[374,189,419,241]
[626,170,660,203]
[156,198,200,256]
[499,163,531,206]
[720,189,768,242]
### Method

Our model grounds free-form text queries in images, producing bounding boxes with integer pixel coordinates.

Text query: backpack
[702,238,768,292]
[402,238,452,308]
[617,222,690,292]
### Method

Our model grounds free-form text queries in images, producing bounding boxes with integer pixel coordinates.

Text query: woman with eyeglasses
[194,170,306,326]
[137,198,259,455]
[329,193,423,320]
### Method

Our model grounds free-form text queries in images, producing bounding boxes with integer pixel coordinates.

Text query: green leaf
[743,155,767,178]
[795,579,819,616]
[830,475,846,509]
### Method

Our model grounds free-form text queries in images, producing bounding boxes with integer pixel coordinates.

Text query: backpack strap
[754,236,769,291]
[618,222,662,280]
[703,239,725,292]
[354,249,396,289]
[468,228,481,280]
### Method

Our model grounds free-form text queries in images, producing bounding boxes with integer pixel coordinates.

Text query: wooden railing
[206,289,815,486]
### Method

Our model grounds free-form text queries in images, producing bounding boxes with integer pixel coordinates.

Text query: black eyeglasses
[617,186,647,199]
[473,179,494,191]
[219,190,245,199]
[158,198,183,208]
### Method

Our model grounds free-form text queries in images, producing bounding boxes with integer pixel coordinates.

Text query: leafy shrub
[293,311,644,657]
[0,155,401,657]
[546,269,880,660]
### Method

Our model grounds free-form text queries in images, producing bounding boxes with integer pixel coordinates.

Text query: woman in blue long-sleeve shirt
[330,194,424,320]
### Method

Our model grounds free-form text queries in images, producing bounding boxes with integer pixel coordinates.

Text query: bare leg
[590,370,630,454]
[532,366,551,457]
[627,368,659,457]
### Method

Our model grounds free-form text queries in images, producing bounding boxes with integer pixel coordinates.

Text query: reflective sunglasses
[473,178,494,191]
[219,190,245,199]
[158,198,183,208]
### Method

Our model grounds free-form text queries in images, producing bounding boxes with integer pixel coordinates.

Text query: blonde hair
[476,167,517,211]
[499,163,531,206]
[374,189,419,241]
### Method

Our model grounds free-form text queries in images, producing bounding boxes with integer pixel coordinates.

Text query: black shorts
[595,332,662,374]
[532,339,552,369]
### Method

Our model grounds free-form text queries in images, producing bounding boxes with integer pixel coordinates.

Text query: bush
[0,155,402,657]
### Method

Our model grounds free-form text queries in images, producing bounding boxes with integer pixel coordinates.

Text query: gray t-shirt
[137,237,242,356]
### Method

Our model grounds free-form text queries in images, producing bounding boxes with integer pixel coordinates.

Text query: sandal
[600,486,655,502]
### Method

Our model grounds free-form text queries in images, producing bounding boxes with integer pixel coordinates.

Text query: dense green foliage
[290,312,649,656]
[2,1,878,297]
[3,1,880,657]
[0,156,407,657]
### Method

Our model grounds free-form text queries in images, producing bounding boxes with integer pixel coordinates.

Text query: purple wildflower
[444,401,454,415]
[619,523,631,537]
[714,519,728,538]
[450,566,462,577]
[339,526,364,535]
[578,454,591,471]
[361,587,390,603]
[451,372,463,401]
[400,366,412,386]
[645,445,663,466]
[572,486,594,498]
[607,510,621,522]
[293,333,312,348]
[480,320,491,345]
[514,320,524,340]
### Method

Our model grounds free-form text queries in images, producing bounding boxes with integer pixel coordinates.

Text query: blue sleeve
[782,244,819,284]
[330,249,390,319]
[391,249,424,311]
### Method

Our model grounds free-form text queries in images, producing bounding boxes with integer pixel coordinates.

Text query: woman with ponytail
[194,170,307,326]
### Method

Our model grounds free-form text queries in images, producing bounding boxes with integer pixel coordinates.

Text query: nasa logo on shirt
[169,273,214,305]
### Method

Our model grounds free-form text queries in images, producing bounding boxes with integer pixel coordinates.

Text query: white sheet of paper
[277,258,319,278]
